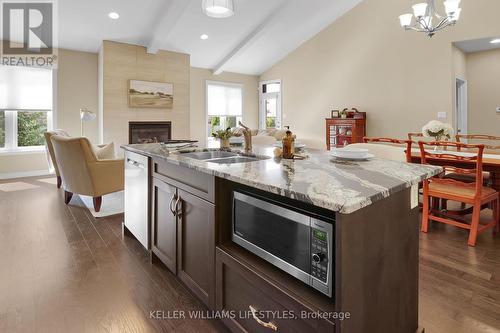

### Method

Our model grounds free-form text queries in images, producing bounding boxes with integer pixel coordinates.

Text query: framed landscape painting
[128,80,174,109]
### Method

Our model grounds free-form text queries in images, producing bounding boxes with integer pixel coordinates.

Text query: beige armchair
[45,130,118,188]
[44,130,70,188]
[50,136,124,212]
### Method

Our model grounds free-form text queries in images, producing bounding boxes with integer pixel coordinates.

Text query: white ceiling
[454,37,500,54]
[57,0,362,75]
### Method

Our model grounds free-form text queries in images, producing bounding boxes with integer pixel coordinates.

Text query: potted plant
[212,127,234,149]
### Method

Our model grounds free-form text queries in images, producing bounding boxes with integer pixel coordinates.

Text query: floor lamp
[80,108,96,136]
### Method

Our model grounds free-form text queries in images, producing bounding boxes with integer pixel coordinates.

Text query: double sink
[179,151,269,164]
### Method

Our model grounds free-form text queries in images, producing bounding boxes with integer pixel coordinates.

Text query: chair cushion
[444,172,490,185]
[273,129,287,141]
[93,142,116,160]
[429,182,497,200]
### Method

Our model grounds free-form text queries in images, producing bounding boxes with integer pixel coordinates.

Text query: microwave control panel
[311,228,329,283]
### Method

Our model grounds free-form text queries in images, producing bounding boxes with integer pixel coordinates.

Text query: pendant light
[202,0,234,18]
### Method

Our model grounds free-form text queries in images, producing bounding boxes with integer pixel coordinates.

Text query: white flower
[421,120,454,139]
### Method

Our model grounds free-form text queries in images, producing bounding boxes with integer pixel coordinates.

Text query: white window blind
[0,65,53,111]
[207,82,242,116]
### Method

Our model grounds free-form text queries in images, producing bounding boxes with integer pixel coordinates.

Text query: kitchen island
[122,143,441,333]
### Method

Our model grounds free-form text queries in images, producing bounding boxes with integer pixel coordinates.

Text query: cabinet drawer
[153,158,214,203]
[216,248,335,333]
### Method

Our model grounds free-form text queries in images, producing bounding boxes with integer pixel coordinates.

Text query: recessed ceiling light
[200,34,209,40]
[490,39,500,44]
[108,12,120,20]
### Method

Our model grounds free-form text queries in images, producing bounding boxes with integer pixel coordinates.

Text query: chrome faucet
[238,121,252,153]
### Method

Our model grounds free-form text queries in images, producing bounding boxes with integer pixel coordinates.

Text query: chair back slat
[363,137,412,162]
[456,134,500,151]
[408,132,424,141]
[418,141,485,198]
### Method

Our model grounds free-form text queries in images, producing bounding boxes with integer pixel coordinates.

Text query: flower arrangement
[422,120,454,141]
[212,127,234,149]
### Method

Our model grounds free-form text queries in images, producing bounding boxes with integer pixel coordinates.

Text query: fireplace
[129,121,172,144]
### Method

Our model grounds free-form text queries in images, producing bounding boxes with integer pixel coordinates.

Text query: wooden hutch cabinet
[326,112,366,150]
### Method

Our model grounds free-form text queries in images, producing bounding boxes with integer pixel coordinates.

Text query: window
[259,80,281,130]
[0,65,53,152]
[206,81,243,143]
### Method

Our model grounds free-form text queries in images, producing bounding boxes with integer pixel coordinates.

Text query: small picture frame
[331,110,340,118]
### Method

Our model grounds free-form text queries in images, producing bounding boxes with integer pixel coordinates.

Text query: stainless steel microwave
[231,191,333,297]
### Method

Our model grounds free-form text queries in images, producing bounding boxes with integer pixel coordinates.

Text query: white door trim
[455,77,468,135]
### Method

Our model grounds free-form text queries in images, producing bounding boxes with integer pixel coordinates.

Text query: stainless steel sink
[180,151,238,160]
[179,150,269,164]
[207,156,262,164]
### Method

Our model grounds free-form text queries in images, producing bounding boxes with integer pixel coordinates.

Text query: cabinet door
[151,177,177,274]
[177,189,215,308]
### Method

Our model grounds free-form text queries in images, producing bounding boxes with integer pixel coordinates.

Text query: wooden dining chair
[408,132,424,142]
[446,134,500,186]
[419,141,499,246]
[456,134,500,152]
[363,137,412,162]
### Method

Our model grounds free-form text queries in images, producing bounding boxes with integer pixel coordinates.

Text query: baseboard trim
[0,170,54,180]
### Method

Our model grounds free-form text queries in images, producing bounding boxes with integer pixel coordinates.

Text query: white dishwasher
[124,151,150,249]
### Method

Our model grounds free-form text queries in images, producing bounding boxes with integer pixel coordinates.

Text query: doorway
[455,77,468,135]
[259,80,282,130]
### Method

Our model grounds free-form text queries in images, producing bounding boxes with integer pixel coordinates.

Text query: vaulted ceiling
[58,0,363,75]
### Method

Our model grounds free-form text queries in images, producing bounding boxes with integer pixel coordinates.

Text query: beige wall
[190,68,259,146]
[466,48,500,135]
[58,49,99,142]
[452,45,467,80]
[260,0,500,145]
[0,49,98,177]
[101,41,190,155]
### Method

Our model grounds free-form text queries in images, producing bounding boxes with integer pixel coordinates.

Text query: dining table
[410,148,500,224]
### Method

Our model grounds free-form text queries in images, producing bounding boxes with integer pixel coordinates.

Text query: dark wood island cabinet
[121,144,440,333]
[150,158,216,309]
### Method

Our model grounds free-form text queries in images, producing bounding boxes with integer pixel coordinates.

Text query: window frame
[0,110,53,154]
[205,80,245,143]
[0,68,56,155]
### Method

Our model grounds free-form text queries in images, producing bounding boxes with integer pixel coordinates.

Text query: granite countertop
[122,143,442,214]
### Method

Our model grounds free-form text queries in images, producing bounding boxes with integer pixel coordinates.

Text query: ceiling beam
[212,0,287,75]
[147,0,193,54]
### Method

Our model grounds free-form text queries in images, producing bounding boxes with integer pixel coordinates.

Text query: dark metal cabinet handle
[169,195,177,216]
[175,196,182,218]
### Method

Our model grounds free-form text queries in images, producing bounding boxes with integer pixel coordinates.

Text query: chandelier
[399,0,462,37]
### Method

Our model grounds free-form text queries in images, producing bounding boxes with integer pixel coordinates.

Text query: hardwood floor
[0,176,499,333]
[0,176,228,333]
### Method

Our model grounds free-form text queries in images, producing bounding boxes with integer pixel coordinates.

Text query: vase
[432,136,445,152]
[220,138,230,149]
